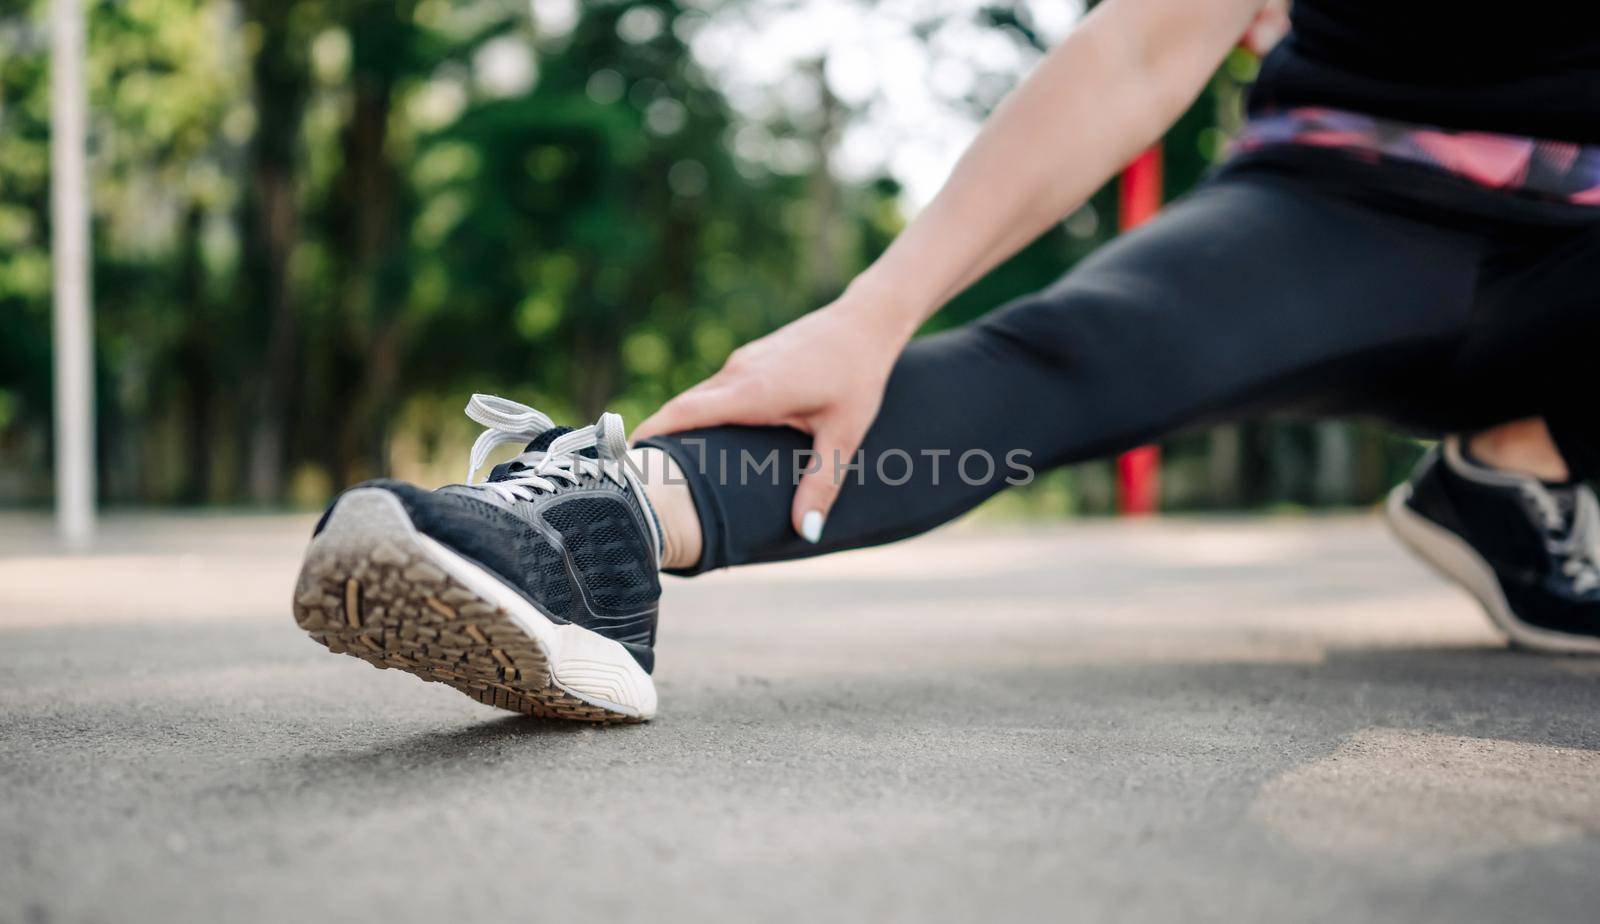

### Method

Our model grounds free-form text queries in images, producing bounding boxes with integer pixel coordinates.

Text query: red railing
[1114,146,1162,515]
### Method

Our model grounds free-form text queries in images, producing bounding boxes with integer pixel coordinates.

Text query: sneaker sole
[291,487,657,722]
[1384,484,1600,656]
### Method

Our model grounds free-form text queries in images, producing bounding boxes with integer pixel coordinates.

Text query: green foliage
[0,1,1410,511]
[0,0,850,504]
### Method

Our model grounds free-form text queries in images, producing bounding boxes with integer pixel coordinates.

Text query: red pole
[1116,146,1162,515]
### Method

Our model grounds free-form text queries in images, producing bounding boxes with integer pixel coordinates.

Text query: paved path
[4,512,1600,923]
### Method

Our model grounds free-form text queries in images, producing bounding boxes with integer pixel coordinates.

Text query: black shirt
[1249,1,1600,144]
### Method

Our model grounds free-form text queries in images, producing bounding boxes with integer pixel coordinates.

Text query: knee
[978,276,1166,369]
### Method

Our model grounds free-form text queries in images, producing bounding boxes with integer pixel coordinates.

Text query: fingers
[791,421,868,544]
[633,382,755,443]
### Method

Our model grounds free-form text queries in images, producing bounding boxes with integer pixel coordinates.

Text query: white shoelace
[461,394,630,505]
[1521,482,1600,594]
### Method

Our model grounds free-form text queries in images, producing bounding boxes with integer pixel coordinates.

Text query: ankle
[1466,419,1572,483]
[627,447,703,570]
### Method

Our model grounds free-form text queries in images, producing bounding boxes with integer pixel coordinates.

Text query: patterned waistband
[1235,107,1600,206]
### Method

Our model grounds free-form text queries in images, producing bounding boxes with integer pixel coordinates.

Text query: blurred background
[0,0,1420,517]
[11,12,1587,916]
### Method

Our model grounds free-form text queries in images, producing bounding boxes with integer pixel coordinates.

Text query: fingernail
[800,510,824,544]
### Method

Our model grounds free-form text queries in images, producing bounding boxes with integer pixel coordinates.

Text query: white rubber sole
[1384,484,1600,656]
[291,488,657,722]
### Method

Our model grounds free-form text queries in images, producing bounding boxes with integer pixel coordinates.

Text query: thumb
[792,423,866,544]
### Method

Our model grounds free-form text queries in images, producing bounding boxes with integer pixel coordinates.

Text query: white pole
[51,0,95,550]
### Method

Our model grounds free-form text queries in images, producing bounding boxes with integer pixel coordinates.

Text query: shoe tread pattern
[292,511,641,724]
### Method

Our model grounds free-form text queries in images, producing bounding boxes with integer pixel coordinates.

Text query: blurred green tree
[0,0,1418,512]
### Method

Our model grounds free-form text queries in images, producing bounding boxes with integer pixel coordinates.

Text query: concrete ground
[3,511,1600,923]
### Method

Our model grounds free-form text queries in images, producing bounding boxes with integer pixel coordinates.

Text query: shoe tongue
[529,427,599,459]
[485,426,595,484]
[524,426,574,454]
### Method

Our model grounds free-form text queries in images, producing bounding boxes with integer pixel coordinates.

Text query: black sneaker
[291,395,663,722]
[1385,436,1600,653]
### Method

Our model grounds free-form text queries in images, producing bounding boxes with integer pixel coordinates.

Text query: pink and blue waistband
[1236,107,1600,206]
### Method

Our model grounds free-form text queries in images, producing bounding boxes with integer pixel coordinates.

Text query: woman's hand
[634,286,915,542]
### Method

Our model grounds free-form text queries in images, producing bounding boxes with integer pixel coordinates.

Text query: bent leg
[1460,220,1600,481]
[644,163,1484,572]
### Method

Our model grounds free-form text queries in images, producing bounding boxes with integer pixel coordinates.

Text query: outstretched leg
[642,161,1491,572]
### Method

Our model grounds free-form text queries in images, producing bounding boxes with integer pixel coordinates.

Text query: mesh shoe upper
[315,396,663,670]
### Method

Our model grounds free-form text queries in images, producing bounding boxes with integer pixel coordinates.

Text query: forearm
[851,0,1266,334]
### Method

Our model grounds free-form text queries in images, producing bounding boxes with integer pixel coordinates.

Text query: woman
[293,0,1600,722]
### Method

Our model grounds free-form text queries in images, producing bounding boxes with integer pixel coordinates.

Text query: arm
[855,0,1269,335]
[636,0,1268,539]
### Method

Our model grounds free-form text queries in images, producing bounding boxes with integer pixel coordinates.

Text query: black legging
[642,148,1600,574]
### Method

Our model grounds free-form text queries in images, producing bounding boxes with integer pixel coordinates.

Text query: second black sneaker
[292,395,663,722]
[1386,436,1600,654]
